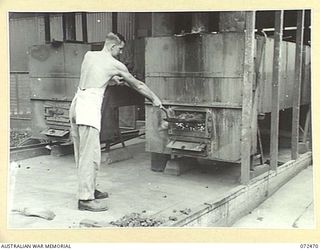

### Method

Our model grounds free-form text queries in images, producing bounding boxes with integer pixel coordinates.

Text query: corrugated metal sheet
[9,16,45,71]
[10,73,31,116]
[87,12,112,42]
[50,14,63,41]
[75,12,135,42]
[258,37,311,112]
[75,13,83,41]
[117,12,135,41]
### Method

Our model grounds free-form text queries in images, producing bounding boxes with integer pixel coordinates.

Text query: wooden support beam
[270,11,284,170]
[240,11,255,184]
[291,10,305,160]
[302,105,311,144]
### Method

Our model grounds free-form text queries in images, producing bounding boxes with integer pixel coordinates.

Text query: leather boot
[78,199,108,212]
[94,189,109,199]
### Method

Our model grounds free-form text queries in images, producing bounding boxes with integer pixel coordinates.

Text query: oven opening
[171,110,206,133]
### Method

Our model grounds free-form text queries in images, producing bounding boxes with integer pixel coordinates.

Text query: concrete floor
[8,138,313,229]
[232,165,314,229]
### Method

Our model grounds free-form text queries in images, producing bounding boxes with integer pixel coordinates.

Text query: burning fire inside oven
[172,111,206,132]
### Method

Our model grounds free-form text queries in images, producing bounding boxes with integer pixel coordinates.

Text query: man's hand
[109,75,124,86]
[152,98,162,108]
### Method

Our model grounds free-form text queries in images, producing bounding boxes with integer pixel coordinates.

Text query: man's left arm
[114,63,162,107]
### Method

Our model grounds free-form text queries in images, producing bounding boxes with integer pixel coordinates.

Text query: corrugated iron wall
[9,12,136,70]
[50,14,63,41]
[10,73,31,116]
[86,12,112,42]
[9,16,45,124]
[9,12,137,129]
[75,13,83,41]
[117,12,135,41]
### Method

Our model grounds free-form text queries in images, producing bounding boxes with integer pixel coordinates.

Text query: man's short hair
[104,32,125,47]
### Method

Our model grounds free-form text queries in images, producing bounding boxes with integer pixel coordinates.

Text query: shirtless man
[69,32,163,212]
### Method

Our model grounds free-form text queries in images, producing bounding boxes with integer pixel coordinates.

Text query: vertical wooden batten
[291,10,305,160]
[270,11,284,170]
[240,11,255,184]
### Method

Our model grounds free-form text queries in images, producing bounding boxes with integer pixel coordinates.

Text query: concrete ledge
[10,147,50,161]
[101,147,133,164]
[161,151,312,227]
[164,157,196,176]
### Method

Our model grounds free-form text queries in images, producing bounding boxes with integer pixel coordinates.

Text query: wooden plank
[291,10,305,160]
[251,37,267,158]
[240,11,255,184]
[270,11,283,170]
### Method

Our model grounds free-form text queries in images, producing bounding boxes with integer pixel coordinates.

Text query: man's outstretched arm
[115,64,162,107]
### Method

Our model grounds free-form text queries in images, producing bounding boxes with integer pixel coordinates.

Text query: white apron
[72,88,105,132]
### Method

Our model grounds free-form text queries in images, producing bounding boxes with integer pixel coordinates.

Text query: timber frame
[240,10,307,184]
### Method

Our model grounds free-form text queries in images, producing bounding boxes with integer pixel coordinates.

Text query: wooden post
[240,11,255,184]
[302,106,310,144]
[291,10,305,160]
[270,11,283,170]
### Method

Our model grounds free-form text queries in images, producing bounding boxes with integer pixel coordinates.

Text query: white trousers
[70,98,101,200]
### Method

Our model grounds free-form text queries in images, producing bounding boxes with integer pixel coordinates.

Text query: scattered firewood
[110,212,163,227]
